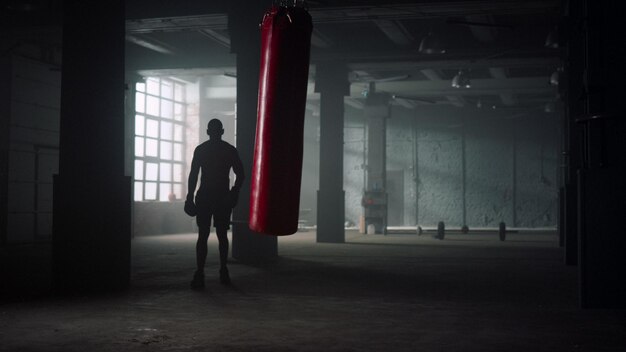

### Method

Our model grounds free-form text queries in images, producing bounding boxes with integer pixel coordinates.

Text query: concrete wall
[333,104,558,228]
[4,55,61,243]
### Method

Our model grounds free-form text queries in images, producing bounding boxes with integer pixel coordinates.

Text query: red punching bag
[249,4,313,236]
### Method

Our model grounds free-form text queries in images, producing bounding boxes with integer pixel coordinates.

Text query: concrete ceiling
[126,0,562,110]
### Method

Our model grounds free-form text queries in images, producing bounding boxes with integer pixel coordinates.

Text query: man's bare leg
[196,230,210,271]
[191,229,210,289]
[216,228,230,284]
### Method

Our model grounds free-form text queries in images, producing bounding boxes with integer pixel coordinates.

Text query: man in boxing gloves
[185,119,244,289]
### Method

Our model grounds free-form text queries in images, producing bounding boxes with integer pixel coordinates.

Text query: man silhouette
[186,119,244,289]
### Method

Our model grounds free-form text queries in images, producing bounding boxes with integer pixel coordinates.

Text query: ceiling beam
[311,28,333,48]
[373,20,413,45]
[446,96,466,107]
[489,67,518,106]
[125,1,559,32]
[464,15,498,42]
[197,29,230,49]
[310,1,559,23]
[350,57,560,75]
[345,98,365,109]
[392,97,419,108]
[125,35,176,55]
[420,68,441,81]
[420,69,465,107]
[351,76,555,97]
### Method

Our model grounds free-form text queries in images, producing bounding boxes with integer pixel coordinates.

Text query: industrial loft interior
[1,1,625,351]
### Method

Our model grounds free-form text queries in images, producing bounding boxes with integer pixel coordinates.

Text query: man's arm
[231,148,245,193]
[187,148,200,201]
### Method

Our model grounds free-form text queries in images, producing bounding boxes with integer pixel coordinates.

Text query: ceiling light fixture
[451,70,471,88]
[418,31,446,54]
[549,71,559,86]
[545,27,559,49]
[549,66,562,86]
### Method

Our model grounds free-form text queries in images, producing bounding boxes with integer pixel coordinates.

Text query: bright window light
[134,77,186,201]
[145,138,158,157]
[135,93,145,113]
[161,121,173,140]
[135,137,144,157]
[145,182,157,200]
[134,160,144,180]
[160,162,172,182]
[134,181,143,201]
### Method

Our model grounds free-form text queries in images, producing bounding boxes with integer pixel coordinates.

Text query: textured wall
[465,116,515,227]
[416,120,464,227]
[335,105,559,228]
[513,117,558,227]
[5,56,61,243]
[343,110,366,226]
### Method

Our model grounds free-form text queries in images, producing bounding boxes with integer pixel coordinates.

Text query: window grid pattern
[134,78,186,201]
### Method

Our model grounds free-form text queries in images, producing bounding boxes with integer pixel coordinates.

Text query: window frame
[133,77,186,202]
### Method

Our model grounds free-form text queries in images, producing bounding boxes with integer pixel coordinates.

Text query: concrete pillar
[52,0,131,292]
[461,120,467,228]
[124,73,144,238]
[363,91,389,234]
[228,1,277,262]
[576,0,626,308]
[562,1,585,266]
[315,63,349,243]
[0,58,9,246]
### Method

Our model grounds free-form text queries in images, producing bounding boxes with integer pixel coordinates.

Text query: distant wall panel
[515,118,558,227]
[417,127,463,227]
[340,105,558,228]
[465,118,514,227]
[0,57,11,245]
[6,56,61,243]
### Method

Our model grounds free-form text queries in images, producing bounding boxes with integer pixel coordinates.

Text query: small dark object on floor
[499,222,506,241]
[434,221,445,240]
[461,225,469,234]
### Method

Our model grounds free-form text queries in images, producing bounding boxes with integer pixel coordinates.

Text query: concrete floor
[1,230,625,351]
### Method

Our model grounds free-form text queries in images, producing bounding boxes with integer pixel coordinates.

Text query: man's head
[207,119,224,139]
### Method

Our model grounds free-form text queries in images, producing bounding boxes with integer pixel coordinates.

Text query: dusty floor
[1,230,625,351]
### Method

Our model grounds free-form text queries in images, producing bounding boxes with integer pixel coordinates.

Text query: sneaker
[190,270,205,289]
[219,267,231,285]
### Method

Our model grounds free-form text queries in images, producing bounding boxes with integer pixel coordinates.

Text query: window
[134,77,186,201]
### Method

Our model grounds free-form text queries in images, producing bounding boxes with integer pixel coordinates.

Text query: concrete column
[124,73,144,239]
[412,118,420,225]
[228,1,277,262]
[315,63,349,243]
[577,0,626,308]
[562,1,585,266]
[0,58,10,246]
[461,119,467,228]
[511,126,517,227]
[364,92,389,234]
[52,0,131,292]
